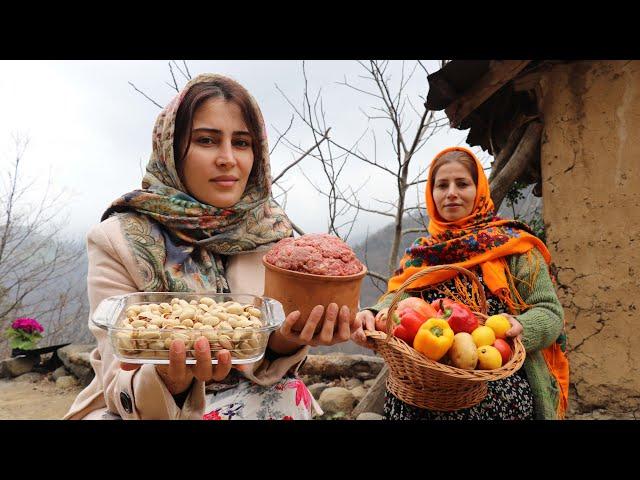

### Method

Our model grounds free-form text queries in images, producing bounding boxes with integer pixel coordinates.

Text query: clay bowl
[262,256,367,333]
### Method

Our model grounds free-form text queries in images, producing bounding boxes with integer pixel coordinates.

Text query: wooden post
[350,365,388,419]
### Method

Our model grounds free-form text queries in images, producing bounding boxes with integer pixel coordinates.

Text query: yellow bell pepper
[413,318,454,361]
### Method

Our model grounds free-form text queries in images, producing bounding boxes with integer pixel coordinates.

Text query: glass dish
[92,292,286,365]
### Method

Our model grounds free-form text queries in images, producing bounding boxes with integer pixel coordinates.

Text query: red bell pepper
[431,298,479,334]
[392,307,428,345]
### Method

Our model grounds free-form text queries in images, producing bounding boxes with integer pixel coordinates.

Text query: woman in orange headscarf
[351,147,569,420]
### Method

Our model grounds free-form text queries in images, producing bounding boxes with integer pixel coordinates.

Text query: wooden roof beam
[445,60,532,128]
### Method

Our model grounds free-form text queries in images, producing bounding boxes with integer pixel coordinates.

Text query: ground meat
[265,234,364,276]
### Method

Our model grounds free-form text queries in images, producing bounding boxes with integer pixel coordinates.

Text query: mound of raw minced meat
[264,233,364,276]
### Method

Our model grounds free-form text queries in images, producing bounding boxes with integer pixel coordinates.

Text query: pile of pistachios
[114,297,267,360]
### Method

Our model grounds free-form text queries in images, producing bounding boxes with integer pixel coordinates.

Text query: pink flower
[203,410,222,420]
[284,379,312,411]
[11,318,43,334]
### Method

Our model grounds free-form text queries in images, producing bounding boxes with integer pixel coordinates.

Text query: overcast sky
[0,60,490,245]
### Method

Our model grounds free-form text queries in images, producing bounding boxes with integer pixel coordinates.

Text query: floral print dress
[383,266,535,420]
[203,370,323,420]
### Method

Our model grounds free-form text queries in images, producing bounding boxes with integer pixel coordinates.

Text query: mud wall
[539,60,640,417]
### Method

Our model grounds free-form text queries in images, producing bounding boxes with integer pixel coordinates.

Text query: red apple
[397,297,439,320]
[493,338,512,364]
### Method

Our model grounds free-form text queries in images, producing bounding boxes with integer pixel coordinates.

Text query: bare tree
[277,60,450,284]
[0,135,89,357]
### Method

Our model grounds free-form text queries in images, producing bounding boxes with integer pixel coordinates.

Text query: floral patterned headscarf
[102,74,293,293]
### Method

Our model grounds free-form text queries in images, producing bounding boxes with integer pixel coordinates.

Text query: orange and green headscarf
[388,146,551,309]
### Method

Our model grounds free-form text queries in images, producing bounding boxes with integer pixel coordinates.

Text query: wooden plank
[445,60,532,128]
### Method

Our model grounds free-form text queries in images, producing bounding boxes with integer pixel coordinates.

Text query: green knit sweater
[366,249,564,420]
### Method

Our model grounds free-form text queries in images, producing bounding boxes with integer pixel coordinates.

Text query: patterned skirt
[383,368,535,420]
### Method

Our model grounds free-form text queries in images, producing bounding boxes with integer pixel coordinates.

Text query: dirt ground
[0,378,83,420]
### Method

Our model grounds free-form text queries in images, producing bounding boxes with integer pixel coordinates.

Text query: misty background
[0,60,541,356]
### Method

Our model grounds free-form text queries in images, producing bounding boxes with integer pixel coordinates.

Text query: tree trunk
[489,121,543,210]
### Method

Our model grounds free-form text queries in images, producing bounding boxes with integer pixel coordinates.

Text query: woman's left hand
[279,303,352,347]
[501,313,524,338]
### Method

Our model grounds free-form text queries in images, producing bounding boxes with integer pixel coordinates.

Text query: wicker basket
[365,265,526,411]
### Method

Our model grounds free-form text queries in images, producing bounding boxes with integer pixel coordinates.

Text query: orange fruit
[477,345,503,370]
[471,326,496,347]
[485,315,511,339]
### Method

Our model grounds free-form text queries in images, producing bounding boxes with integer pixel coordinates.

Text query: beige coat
[64,216,308,420]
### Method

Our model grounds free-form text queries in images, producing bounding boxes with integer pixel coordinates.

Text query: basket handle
[381,265,488,343]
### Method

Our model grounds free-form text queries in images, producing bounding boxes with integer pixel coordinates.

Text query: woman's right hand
[121,337,232,396]
[350,308,390,349]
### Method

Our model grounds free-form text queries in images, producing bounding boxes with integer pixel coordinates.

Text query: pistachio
[140,329,160,340]
[181,318,194,328]
[148,340,165,350]
[226,304,244,315]
[203,330,218,342]
[210,311,229,321]
[218,335,233,350]
[199,297,215,306]
[232,330,244,342]
[202,316,220,327]
[218,321,233,331]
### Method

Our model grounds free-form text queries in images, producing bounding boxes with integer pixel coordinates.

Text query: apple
[493,338,512,364]
[397,297,439,320]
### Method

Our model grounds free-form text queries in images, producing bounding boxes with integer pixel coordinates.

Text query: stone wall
[539,60,640,417]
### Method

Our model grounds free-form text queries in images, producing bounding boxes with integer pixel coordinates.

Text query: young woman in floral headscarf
[351,147,569,420]
[64,74,353,420]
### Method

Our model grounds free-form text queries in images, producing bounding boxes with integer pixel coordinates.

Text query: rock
[51,366,69,381]
[300,354,384,380]
[344,378,363,389]
[2,356,40,378]
[14,372,45,383]
[56,376,79,389]
[57,344,96,386]
[364,379,377,389]
[318,387,357,415]
[308,382,330,399]
[356,412,384,420]
[351,386,367,401]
